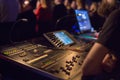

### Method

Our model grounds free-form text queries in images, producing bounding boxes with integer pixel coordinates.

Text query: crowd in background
[1,0,120,80]
[0,0,105,43]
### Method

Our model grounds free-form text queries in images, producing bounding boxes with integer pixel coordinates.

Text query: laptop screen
[75,9,93,33]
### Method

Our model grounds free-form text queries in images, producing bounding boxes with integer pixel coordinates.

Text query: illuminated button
[4,51,9,55]
[33,49,38,53]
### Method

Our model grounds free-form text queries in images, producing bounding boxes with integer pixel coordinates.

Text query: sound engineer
[81,0,120,79]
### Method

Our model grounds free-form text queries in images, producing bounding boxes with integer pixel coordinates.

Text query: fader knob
[33,49,38,53]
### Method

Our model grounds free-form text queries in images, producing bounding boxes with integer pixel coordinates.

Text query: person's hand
[102,54,117,73]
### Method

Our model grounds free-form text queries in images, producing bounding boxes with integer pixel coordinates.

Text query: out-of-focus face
[71,1,77,9]
[89,2,97,15]
[54,0,63,5]
[64,0,69,7]
[36,0,40,8]
[107,0,114,4]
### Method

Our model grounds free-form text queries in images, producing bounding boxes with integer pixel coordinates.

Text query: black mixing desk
[0,28,99,80]
[0,40,89,80]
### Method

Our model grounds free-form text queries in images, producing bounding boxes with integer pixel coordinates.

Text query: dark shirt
[97,9,120,58]
[90,11,105,31]
[52,4,67,24]
[16,9,36,40]
[37,7,53,34]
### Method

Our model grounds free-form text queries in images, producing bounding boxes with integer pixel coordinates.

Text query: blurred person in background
[76,0,86,10]
[70,0,77,10]
[15,0,37,41]
[64,0,77,15]
[34,0,53,35]
[0,0,20,45]
[0,0,20,22]
[52,0,67,25]
[89,1,105,31]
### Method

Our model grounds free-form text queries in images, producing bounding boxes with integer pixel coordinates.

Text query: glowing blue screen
[75,10,92,32]
[54,32,74,45]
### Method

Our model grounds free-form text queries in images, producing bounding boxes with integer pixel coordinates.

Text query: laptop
[74,9,97,41]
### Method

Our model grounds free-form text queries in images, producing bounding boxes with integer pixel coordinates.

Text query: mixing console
[0,41,88,80]
[31,49,87,80]
[0,42,50,64]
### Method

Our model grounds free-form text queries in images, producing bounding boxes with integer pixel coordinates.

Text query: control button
[33,49,38,53]
[66,66,72,71]
[34,54,40,57]
[78,62,82,65]
[76,55,80,58]
[66,61,70,64]
[23,58,29,62]
[19,52,27,57]
[72,59,77,63]
[70,63,74,66]
[69,60,73,63]
[60,67,66,72]
[66,64,70,67]
[65,71,70,75]
[72,56,76,60]
[66,60,73,64]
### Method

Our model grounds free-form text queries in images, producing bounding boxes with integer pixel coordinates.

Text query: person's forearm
[81,43,108,76]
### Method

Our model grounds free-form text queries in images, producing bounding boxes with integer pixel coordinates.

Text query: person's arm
[81,42,108,76]
[81,9,120,76]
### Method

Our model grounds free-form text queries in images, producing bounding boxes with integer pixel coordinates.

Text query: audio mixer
[0,41,87,80]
